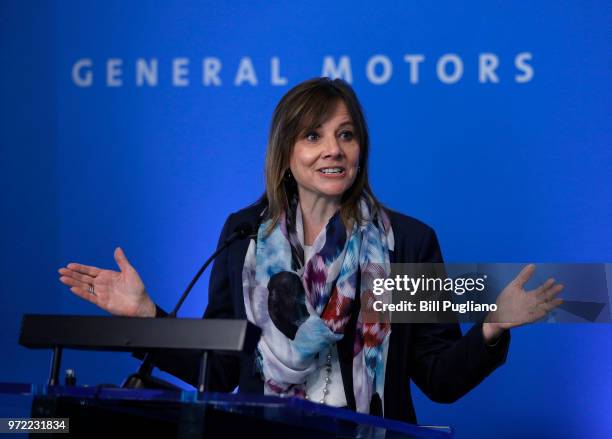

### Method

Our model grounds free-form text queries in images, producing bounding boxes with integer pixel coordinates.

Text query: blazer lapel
[229,236,251,319]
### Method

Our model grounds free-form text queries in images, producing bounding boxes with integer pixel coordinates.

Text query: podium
[0,384,452,438]
[12,314,453,437]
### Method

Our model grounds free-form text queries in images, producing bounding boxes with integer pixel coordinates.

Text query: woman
[58,77,563,423]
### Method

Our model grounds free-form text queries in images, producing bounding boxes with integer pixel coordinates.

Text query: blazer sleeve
[409,226,510,403]
[137,214,241,391]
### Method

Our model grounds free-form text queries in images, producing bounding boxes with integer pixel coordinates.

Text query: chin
[316,185,350,198]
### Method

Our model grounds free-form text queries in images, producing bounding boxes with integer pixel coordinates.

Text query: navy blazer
[151,200,510,424]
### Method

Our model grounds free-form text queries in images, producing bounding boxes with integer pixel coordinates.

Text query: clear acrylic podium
[12,314,453,437]
[0,383,452,438]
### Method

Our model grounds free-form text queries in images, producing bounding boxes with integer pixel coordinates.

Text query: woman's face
[289,101,360,204]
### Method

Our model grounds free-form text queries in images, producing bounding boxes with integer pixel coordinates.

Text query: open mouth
[317,167,346,175]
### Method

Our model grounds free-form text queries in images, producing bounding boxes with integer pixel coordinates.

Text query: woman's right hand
[58,247,156,318]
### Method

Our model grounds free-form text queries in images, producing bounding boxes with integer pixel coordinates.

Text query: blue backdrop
[1,1,610,437]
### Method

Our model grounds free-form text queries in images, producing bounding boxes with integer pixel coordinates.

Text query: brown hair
[262,77,381,232]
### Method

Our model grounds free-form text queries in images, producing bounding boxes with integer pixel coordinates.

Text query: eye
[339,130,354,141]
[304,131,320,142]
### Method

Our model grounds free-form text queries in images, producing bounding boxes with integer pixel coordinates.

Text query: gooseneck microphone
[169,222,254,317]
[122,221,254,390]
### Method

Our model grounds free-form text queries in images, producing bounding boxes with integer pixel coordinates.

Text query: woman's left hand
[482,264,564,344]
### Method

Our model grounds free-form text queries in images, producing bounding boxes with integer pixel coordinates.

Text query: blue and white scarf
[242,197,394,414]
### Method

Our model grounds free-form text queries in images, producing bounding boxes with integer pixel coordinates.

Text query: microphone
[122,221,254,390]
[169,221,253,317]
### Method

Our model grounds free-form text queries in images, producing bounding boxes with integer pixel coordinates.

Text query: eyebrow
[312,120,354,129]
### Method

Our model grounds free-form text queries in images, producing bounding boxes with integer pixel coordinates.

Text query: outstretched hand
[58,247,156,318]
[482,264,564,343]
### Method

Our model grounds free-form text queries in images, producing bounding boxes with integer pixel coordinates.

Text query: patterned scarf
[242,197,394,414]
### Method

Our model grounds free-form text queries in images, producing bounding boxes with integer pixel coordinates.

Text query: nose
[322,136,344,159]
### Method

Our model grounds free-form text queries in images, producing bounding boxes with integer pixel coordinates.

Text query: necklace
[305,344,334,404]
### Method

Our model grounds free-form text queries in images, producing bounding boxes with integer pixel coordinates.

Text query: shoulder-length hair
[262,77,381,232]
